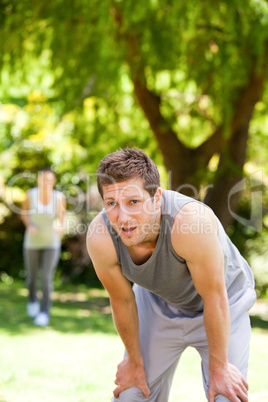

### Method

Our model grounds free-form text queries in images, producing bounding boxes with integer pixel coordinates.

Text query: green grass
[0,281,268,402]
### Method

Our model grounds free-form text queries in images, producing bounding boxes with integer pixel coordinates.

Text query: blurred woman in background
[21,167,66,327]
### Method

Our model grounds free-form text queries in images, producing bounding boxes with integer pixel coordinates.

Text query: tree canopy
[0,0,268,291]
[1,0,268,228]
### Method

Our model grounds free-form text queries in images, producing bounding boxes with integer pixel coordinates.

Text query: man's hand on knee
[113,357,150,399]
[208,363,248,402]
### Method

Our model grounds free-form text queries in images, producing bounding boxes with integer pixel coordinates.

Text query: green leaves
[0,0,268,193]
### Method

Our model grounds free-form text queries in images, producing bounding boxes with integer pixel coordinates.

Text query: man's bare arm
[172,203,248,402]
[86,214,150,398]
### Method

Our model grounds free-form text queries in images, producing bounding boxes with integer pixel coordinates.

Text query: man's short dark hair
[97,148,160,198]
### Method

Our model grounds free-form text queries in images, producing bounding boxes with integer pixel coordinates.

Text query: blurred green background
[0,0,267,296]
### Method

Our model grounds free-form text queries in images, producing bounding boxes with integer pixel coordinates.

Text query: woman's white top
[23,187,62,250]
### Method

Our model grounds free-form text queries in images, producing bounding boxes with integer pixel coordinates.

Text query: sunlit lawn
[0,281,267,402]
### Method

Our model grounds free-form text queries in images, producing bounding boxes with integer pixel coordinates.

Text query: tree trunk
[205,54,268,228]
[133,60,266,228]
[204,121,250,228]
[117,13,268,229]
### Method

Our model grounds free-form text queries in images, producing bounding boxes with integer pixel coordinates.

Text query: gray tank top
[103,189,255,313]
[23,187,62,250]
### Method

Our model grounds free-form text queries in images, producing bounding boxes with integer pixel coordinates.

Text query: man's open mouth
[121,227,137,235]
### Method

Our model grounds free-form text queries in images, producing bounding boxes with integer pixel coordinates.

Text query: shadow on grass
[250,315,268,331]
[0,281,116,335]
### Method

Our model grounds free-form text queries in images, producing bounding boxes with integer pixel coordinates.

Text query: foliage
[0,90,159,285]
[228,210,268,298]
[248,93,268,176]
[0,80,162,178]
[1,1,268,216]
[0,0,267,287]
[1,0,268,139]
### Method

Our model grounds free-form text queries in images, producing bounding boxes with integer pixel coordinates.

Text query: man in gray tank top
[87,148,256,402]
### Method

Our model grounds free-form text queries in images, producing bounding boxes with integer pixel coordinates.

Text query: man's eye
[131,200,139,204]
[108,202,116,206]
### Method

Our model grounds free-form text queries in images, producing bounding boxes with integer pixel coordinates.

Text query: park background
[0,1,268,401]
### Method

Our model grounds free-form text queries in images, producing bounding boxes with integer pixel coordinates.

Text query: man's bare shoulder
[173,201,217,233]
[88,212,108,238]
[87,212,118,266]
[171,201,219,260]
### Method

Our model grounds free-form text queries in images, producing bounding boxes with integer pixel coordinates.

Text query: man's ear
[154,187,162,210]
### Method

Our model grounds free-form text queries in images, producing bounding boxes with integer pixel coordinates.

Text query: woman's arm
[21,192,37,234]
[54,193,66,236]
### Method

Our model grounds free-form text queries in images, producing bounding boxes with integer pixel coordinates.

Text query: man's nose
[117,206,131,224]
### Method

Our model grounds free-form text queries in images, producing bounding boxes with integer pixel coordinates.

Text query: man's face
[103,178,161,248]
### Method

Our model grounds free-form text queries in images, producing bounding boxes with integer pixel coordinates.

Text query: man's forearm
[203,293,230,372]
[111,298,144,366]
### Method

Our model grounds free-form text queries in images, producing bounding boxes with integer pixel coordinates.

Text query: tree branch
[231,50,268,133]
